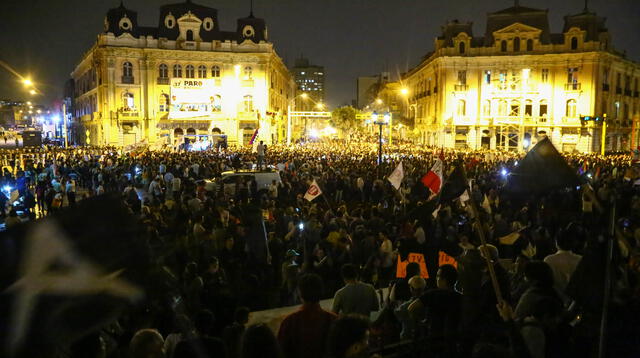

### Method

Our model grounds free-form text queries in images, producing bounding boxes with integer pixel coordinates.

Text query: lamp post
[372,112,390,165]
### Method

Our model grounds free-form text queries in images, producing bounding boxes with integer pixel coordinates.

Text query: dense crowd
[1,141,640,358]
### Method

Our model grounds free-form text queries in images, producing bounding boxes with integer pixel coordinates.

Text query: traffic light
[580,115,606,122]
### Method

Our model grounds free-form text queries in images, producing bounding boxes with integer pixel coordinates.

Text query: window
[457,70,467,85]
[603,69,609,85]
[186,65,195,78]
[122,92,134,109]
[159,94,169,112]
[514,37,520,51]
[526,39,533,51]
[500,40,507,52]
[211,65,220,78]
[244,66,252,79]
[483,100,491,116]
[625,75,631,91]
[198,65,207,78]
[567,67,578,84]
[459,41,465,54]
[570,37,578,50]
[122,62,133,77]
[498,100,508,116]
[173,64,182,78]
[510,100,520,117]
[243,95,253,112]
[484,70,491,85]
[566,99,577,118]
[186,30,194,41]
[541,69,549,83]
[539,100,548,118]
[211,94,222,112]
[159,64,168,78]
[525,100,533,116]
[457,100,466,116]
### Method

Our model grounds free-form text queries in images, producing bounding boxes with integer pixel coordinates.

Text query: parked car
[205,170,281,196]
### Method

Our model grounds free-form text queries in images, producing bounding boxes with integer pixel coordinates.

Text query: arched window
[210,94,221,112]
[186,30,194,41]
[174,128,183,136]
[211,65,221,78]
[244,66,252,79]
[459,41,465,54]
[539,100,548,118]
[500,40,507,52]
[483,100,491,117]
[186,128,196,135]
[197,65,207,78]
[185,65,195,78]
[122,92,134,109]
[173,64,182,78]
[570,37,578,50]
[526,39,533,51]
[122,62,133,78]
[159,94,169,112]
[457,100,466,116]
[243,95,253,112]
[158,64,168,78]
[498,100,508,116]
[525,99,533,116]
[513,37,520,52]
[510,100,520,117]
[566,99,577,118]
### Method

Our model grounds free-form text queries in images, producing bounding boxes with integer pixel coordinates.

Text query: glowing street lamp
[375,98,383,105]
[29,89,37,95]
[400,87,409,96]
[300,93,308,99]
[23,79,33,87]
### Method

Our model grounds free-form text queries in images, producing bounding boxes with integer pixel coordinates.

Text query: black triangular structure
[505,137,580,194]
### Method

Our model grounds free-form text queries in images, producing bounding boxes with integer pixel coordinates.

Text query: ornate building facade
[70,1,294,147]
[402,4,640,152]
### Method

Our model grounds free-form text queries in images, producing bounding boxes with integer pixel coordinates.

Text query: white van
[205,170,281,196]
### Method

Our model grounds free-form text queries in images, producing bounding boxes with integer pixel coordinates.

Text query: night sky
[0,0,638,108]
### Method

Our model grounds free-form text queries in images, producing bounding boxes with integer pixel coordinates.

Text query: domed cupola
[104,1,139,36]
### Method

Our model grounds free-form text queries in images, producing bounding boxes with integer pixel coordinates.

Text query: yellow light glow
[400,88,409,95]
[29,89,37,95]
[316,102,324,109]
[234,64,241,77]
[375,98,383,105]
[23,79,33,86]
[301,93,308,99]
[26,101,31,105]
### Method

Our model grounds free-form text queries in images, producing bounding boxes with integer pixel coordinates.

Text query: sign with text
[395,251,458,279]
[169,79,219,119]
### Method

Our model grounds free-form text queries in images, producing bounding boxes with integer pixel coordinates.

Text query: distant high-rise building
[291,56,325,111]
[357,72,390,109]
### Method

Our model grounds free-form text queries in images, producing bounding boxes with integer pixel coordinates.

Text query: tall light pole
[372,112,390,165]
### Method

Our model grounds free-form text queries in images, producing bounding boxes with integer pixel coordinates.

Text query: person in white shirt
[543,228,582,299]
[171,176,182,199]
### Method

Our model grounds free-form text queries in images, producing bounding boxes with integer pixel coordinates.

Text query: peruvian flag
[304,179,323,201]
[421,159,443,194]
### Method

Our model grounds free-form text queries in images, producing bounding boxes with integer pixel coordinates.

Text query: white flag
[482,194,492,214]
[387,162,404,190]
[459,190,470,205]
[304,180,323,201]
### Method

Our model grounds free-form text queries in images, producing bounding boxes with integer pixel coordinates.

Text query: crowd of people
[1,140,640,358]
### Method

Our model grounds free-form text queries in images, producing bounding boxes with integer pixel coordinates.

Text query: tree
[330,106,362,139]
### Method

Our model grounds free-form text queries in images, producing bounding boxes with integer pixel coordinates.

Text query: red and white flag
[304,179,323,201]
[421,159,443,194]
[387,162,404,190]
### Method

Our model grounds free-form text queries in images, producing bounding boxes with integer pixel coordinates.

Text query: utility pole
[62,103,68,147]
[601,113,607,155]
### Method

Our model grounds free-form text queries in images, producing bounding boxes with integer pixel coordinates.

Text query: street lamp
[375,98,383,105]
[23,79,33,87]
[29,89,36,95]
[372,111,391,165]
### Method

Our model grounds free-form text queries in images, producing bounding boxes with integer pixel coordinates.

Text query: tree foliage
[330,106,362,135]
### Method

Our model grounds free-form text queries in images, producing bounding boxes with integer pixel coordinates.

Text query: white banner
[169,79,220,119]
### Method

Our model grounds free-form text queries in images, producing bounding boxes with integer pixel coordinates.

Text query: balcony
[121,76,134,84]
[157,77,170,85]
[624,89,632,96]
[602,83,610,91]
[119,109,140,118]
[242,79,254,87]
[564,83,581,91]
[180,41,197,50]
[454,84,468,91]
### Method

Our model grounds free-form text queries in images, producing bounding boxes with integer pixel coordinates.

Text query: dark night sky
[0,0,638,108]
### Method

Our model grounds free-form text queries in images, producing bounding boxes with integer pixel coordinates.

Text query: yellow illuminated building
[401,4,640,152]
[70,1,294,147]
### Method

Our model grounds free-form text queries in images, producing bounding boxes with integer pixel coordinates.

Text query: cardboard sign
[396,251,459,279]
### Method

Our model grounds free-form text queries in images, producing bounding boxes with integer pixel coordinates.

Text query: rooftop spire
[584,0,589,12]
[249,0,254,17]
[514,0,519,7]
[119,0,125,8]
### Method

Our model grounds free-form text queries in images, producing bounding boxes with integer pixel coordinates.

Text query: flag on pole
[439,163,468,203]
[482,194,492,214]
[421,159,443,194]
[387,162,404,190]
[304,180,323,201]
